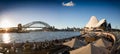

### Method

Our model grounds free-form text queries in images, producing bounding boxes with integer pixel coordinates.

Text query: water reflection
[2,33,11,43]
[0,32,80,43]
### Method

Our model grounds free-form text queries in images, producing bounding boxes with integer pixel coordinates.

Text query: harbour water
[0,31,80,43]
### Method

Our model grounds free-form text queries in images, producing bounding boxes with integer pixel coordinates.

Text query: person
[23,41,31,51]
[10,46,16,54]
[32,42,37,50]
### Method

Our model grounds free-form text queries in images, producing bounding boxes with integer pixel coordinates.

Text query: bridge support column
[18,24,22,32]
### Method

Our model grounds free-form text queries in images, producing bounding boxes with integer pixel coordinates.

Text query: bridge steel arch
[23,21,51,28]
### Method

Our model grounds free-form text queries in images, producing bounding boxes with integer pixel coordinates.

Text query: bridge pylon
[17,23,22,32]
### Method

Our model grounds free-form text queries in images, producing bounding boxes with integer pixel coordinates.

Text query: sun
[0,19,12,28]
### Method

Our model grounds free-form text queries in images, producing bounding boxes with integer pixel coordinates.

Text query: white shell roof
[95,19,106,27]
[85,16,107,28]
[85,16,99,28]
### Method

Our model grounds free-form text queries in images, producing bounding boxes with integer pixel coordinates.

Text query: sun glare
[0,19,12,28]
[2,33,11,43]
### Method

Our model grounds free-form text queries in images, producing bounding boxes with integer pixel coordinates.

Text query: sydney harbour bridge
[23,21,51,28]
[17,21,55,32]
[0,21,55,32]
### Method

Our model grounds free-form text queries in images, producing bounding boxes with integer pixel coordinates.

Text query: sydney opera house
[84,16,111,31]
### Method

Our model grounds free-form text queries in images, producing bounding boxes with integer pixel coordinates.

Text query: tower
[18,23,22,31]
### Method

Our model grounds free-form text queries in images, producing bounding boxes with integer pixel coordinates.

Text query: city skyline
[0,0,120,29]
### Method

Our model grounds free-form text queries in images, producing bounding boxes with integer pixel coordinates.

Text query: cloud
[62,1,75,7]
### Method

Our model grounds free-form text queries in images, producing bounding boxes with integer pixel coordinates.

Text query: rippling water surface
[0,31,80,43]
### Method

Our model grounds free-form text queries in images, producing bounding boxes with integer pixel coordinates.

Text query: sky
[0,0,120,29]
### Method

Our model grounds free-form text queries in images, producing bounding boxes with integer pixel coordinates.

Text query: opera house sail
[85,16,99,28]
[84,16,111,31]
